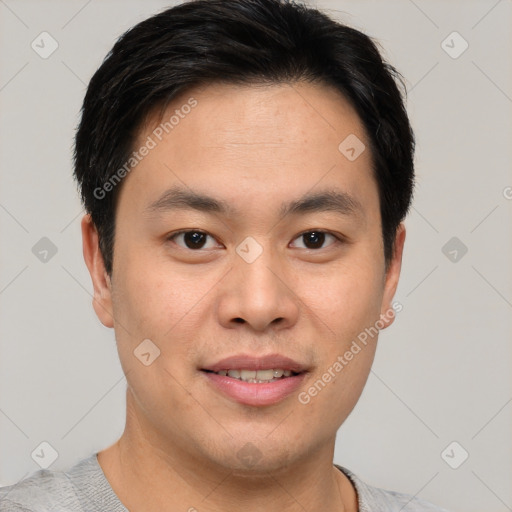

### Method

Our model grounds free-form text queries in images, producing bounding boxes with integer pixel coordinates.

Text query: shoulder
[0,454,116,512]
[335,465,452,512]
[0,467,77,512]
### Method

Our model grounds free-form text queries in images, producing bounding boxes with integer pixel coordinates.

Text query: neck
[97,389,358,512]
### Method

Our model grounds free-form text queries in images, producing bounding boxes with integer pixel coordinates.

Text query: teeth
[240,370,257,380]
[255,369,274,380]
[215,368,295,382]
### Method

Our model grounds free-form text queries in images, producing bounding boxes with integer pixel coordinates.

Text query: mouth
[200,354,308,406]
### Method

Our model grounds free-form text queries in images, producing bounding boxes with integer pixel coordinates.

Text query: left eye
[290,231,339,250]
[169,230,220,250]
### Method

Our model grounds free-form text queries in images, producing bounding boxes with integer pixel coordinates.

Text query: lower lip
[202,371,306,406]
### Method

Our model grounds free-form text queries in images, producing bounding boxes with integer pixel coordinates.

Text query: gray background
[0,1,511,511]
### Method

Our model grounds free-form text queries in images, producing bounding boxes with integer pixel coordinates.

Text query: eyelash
[167,230,219,251]
[166,229,344,251]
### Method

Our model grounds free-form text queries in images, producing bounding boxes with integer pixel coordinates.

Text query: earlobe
[81,214,115,328]
[379,223,406,329]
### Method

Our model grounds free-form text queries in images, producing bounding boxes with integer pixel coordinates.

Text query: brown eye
[169,230,218,250]
[183,231,207,249]
[291,231,338,250]
[303,231,325,249]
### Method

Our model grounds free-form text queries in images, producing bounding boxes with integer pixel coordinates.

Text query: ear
[81,214,114,328]
[379,223,406,329]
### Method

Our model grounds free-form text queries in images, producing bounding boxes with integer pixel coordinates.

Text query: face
[83,82,404,474]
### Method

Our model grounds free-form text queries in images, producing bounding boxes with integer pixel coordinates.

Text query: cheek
[300,348,375,437]
[297,270,382,429]
[109,247,224,404]
[109,254,210,432]
[293,258,382,422]
[299,258,385,341]
[111,246,217,340]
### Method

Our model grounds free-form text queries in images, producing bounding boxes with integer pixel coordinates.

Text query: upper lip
[201,353,308,373]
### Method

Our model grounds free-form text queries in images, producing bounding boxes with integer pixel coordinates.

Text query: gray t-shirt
[0,454,450,511]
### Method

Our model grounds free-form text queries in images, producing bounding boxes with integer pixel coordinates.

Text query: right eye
[167,230,221,250]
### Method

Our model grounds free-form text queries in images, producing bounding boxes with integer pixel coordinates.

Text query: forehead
[122,81,377,218]
[144,81,367,151]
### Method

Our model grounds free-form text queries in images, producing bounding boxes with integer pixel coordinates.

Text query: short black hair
[74,0,415,275]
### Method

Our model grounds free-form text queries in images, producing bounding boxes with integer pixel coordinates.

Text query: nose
[216,243,300,332]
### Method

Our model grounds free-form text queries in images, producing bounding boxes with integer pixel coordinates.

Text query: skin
[82,81,405,512]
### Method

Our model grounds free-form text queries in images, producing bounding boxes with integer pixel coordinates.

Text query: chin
[210,440,300,477]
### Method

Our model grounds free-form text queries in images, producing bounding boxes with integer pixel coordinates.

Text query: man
[0,0,450,510]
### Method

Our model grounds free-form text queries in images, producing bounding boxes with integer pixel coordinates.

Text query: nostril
[233,318,245,323]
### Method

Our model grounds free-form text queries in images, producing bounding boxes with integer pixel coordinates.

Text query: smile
[204,368,298,383]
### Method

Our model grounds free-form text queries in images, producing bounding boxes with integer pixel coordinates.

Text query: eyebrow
[145,186,236,216]
[279,189,362,219]
[144,185,363,220]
